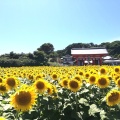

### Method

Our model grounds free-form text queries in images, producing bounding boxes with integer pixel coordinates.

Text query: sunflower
[83,72,90,82]
[99,67,108,75]
[60,75,68,80]
[84,72,90,79]
[96,76,110,88]
[13,71,17,76]
[68,79,81,92]
[0,77,3,83]
[34,79,47,93]
[42,73,45,78]
[59,78,69,88]
[10,86,37,111]
[21,72,27,78]
[114,67,120,73]
[113,75,120,83]
[106,89,120,106]
[0,83,8,95]
[89,75,97,85]
[35,74,43,80]
[78,70,84,76]
[51,73,58,80]
[115,79,120,88]
[46,83,53,95]
[5,73,11,77]
[74,75,82,82]
[27,74,34,80]
[5,77,19,90]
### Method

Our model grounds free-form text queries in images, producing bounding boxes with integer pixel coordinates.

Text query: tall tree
[37,43,54,55]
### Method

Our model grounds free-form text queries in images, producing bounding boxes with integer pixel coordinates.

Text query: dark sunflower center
[36,82,44,89]
[7,78,15,87]
[47,88,51,93]
[29,75,33,80]
[118,80,120,86]
[115,68,119,72]
[0,78,2,83]
[99,78,107,85]
[0,85,6,91]
[53,74,57,79]
[70,81,78,89]
[23,73,26,77]
[75,77,80,81]
[108,92,119,102]
[36,76,42,79]
[90,76,95,82]
[79,72,83,75]
[63,80,68,86]
[16,91,31,106]
[108,77,112,80]
[86,74,89,78]
[100,69,105,74]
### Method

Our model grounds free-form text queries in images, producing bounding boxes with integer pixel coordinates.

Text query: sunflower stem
[15,111,20,120]
[75,93,83,120]
[37,94,41,119]
[75,93,78,112]
[115,105,118,112]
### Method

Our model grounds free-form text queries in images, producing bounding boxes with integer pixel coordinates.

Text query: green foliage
[0,57,37,67]
[49,51,58,58]
[0,50,49,67]
[0,40,119,67]
[109,41,120,56]
[33,50,48,65]
[56,50,64,57]
[99,41,120,58]
[37,43,54,55]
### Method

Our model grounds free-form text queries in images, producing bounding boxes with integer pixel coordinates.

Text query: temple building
[71,47,108,65]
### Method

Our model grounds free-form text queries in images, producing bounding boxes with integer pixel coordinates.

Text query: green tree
[27,53,34,59]
[33,50,48,65]
[109,41,120,55]
[37,43,54,55]
[49,51,58,58]
[99,40,120,58]
[9,51,19,59]
[49,51,58,62]
[64,43,91,55]
[56,50,65,57]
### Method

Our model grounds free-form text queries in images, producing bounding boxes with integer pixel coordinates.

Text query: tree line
[0,41,120,67]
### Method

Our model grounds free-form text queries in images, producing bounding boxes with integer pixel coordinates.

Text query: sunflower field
[0,65,120,120]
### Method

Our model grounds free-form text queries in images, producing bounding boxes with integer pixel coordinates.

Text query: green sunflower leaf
[89,104,100,116]
[79,98,89,106]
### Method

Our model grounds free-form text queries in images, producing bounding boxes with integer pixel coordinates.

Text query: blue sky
[0,0,120,55]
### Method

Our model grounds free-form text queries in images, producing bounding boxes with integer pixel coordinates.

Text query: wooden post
[100,57,102,65]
